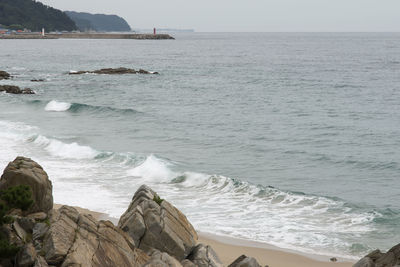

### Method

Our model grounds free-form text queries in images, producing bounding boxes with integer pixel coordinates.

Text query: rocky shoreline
[0,157,261,267]
[0,157,397,267]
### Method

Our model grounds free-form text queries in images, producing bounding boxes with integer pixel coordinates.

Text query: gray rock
[353,257,375,267]
[69,67,159,75]
[17,216,36,233]
[187,244,223,267]
[13,220,28,241]
[181,259,197,267]
[0,157,53,213]
[0,70,11,80]
[28,212,48,221]
[375,252,396,266]
[228,255,262,267]
[354,243,400,267]
[43,205,149,267]
[34,256,49,267]
[0,85,35,94]
[118,185,198,261]
[17,243,37,267]
[33,223,49,241]
[144,250,183,267]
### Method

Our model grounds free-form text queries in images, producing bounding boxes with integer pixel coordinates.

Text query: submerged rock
[0,157,53,213]
[31,79,45,82]
[69,67,159,75]
[0,70,11,80]
[0,85,35,94]
[118,185,198,261]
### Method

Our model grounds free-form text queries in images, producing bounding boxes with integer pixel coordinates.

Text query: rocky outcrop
[118,185,198,261]
[354,244,400,267]
[0,157,233,267]
[42,206,149,267]
[0,85,35,94]
[0,70,11,80]
[228,255,262,267]
[69,67,159,75]
[0,157,53,214]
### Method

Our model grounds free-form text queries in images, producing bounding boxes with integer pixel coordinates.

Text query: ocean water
[1,33,400,259]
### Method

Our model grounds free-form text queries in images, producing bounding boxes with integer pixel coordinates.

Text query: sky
[39,0,400,32]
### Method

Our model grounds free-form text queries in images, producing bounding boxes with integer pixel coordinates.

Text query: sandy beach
[54,204,354,267]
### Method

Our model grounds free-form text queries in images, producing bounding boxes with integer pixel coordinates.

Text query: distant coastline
[0,32,175,40]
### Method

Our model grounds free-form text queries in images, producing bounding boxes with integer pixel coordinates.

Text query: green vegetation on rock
[0,0,77,31]
[153,194,164,206]
[0,185,34,212]
[0,185,34,259]
[0,239,20,259]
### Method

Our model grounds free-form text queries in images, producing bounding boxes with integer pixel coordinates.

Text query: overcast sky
[39,0,400,32]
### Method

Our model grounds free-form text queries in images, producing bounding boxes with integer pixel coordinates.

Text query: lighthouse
[41,28,45,37]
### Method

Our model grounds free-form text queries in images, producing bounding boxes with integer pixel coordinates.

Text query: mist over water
[1,33,400,258]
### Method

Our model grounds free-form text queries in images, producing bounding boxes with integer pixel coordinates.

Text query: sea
[1,33,399,259]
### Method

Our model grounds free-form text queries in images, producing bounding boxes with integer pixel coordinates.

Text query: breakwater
[0,33,174,39]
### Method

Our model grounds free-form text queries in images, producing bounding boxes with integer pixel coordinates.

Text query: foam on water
[29,135,100,159]
[45,100,72,112]
[0,120,387,259]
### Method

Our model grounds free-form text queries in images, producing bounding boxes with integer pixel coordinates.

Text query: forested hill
[65,11,131,32]
[0,0,77,31]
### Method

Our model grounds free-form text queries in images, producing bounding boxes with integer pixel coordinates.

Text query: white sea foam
[127,155,176,182]
[30,135,99,159]
[0,119,378,259]
[45,100,72,112]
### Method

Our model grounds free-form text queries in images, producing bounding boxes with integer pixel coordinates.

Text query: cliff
[65,11,131,32]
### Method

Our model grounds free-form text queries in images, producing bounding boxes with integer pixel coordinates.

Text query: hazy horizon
[39,0,400,32]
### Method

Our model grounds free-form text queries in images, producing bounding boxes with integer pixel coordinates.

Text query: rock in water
[118,185,198,261]
[228,255,262,267]
[0,70,11,80]
[0,157,53,213]
[69,67,159,75]
[0,85,35,94]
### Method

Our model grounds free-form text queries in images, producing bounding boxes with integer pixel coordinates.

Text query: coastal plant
[0,185,34,259]
[0,239,20,258]
[153,194,164,206]
[0,185,34,211]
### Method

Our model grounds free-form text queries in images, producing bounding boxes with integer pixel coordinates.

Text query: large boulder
[0,70,11,80]
[354,243,400,267]
[118,185,198,261]
[187,244,223,267]
[143,250,184,267]
[0,157,53,213]
[42,205,149,267]
[0,85,35,94]
[228,255,262,267]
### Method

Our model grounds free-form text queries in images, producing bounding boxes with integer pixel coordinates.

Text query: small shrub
[0,239,20,258]
[153,194,164,206]
[0,185,34,211]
